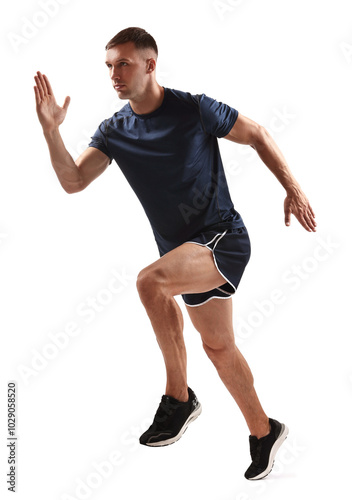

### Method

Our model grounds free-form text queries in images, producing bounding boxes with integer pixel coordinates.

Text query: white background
[1,0,351,498]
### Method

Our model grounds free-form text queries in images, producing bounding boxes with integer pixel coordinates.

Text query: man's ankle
[165,387,189,402]
[251,418,271,439]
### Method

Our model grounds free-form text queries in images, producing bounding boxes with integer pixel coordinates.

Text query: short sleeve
[88,119,113,164]
[197,94,238,138]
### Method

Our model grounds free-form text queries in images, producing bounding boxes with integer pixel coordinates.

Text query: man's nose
[111,68,120,80]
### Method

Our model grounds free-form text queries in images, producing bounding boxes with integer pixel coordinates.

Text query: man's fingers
[37,71,49,95]
[294,210,310,231]
[304,211,317,232]
[36,71,53,99]
[308,203,316,219]
[43,73,54,96]
[294,209,316,232]
[302,203,317,231]
[34,74,45,100]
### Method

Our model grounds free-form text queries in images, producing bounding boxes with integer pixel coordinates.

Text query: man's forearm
[43,128,83,193]
[253,127,301,195]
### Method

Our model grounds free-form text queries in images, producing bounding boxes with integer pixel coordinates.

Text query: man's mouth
[114,84,125,90]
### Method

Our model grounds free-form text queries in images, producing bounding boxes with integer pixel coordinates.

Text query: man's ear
[146,58,156,73]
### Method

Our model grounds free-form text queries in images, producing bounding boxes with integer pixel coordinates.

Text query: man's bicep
[223,113,263,146]
[75,147,112,190]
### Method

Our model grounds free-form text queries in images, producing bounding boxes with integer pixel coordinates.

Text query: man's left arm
[224,113,317,232]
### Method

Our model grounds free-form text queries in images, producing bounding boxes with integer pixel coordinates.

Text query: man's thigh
[185,297,235,348]
[138,242,227,296]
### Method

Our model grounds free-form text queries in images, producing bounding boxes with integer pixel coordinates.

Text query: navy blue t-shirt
[88,87,245,255]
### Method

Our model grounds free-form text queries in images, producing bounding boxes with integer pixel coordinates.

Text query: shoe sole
[144,403,202,447]
[247,423,289,480]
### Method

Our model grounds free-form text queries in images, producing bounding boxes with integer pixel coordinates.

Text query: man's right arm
[34,71,110,194]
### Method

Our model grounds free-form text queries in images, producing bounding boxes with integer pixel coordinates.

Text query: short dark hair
[105,27,158,56]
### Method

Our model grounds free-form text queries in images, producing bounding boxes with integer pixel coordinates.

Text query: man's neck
[129,83,165,115]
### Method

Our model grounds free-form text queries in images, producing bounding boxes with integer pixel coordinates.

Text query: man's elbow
[62,179,85,194]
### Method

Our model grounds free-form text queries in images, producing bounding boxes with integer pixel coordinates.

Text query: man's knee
[201,333,236,369]
[136,266,167,303]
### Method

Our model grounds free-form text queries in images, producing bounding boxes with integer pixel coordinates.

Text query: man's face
[105,42,155,101]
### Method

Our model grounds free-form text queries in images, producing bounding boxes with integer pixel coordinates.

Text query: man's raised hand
[34,71,70,132]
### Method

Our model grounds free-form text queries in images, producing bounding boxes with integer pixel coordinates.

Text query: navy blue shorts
[181,223,251,307]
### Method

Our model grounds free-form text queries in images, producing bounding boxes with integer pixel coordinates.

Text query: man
[34,27,316,480]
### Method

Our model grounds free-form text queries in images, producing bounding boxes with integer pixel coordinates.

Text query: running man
[34,27,316,480]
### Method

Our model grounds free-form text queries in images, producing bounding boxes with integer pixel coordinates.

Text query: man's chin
[114,85,129,96]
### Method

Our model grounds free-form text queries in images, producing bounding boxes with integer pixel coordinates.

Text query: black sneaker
[244,417,289,480]
[139,387,202,447]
